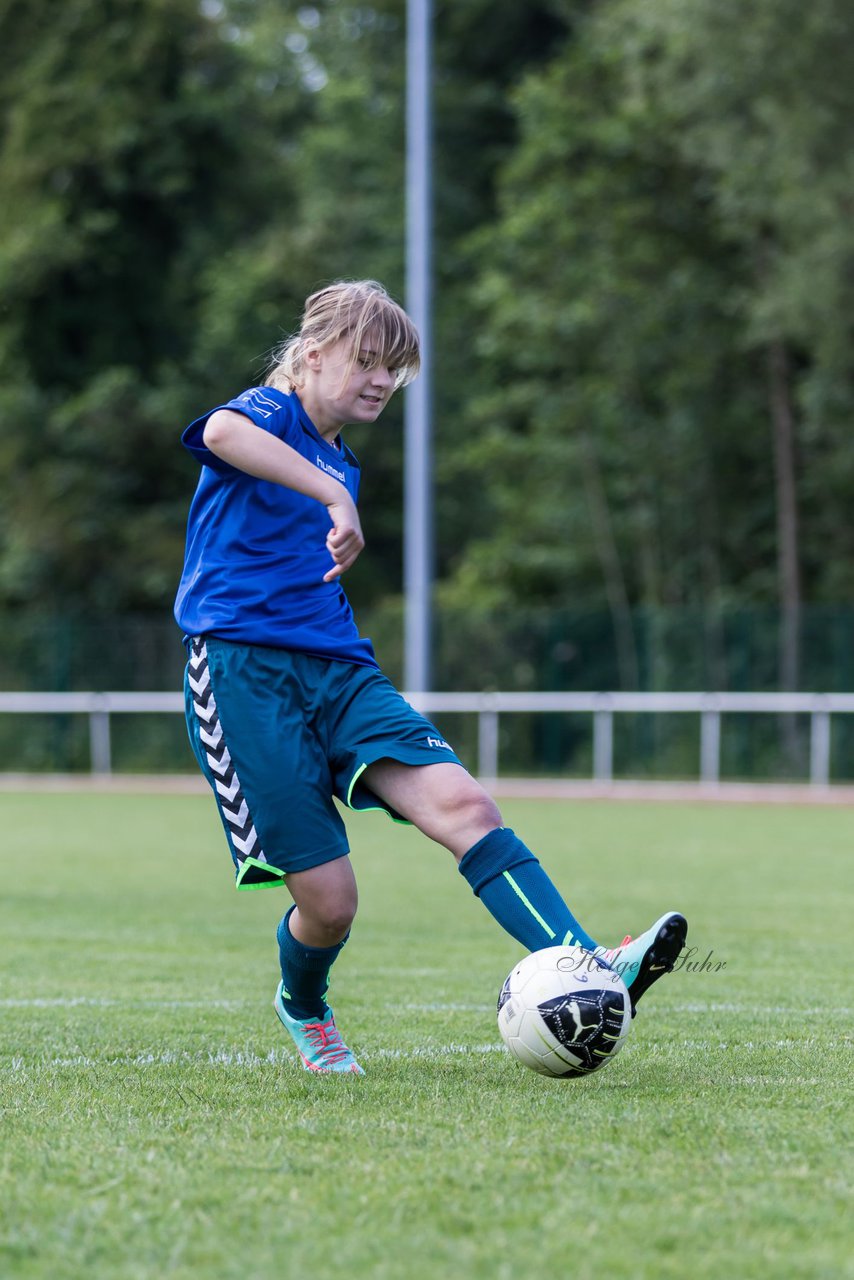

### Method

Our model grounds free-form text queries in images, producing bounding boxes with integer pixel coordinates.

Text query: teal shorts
[184,635,463,889]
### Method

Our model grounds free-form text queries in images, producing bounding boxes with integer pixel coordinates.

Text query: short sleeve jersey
[174,386,378,668]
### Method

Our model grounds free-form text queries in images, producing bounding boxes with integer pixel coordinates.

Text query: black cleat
[602,912,688,1016]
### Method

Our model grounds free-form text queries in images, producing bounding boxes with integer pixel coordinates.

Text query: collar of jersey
[258,385,348,461]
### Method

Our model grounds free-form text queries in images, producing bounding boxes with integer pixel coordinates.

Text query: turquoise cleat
[600,911,688,1015]
[273,982,364,1074]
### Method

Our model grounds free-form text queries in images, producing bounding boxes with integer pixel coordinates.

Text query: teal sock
[459,827,598,952]
[276,907,347,1020]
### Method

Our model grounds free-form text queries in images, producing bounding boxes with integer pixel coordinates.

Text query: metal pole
[477,708,500,781]
[89,709,112,775]
[593,709,614,783]
[404,0,433,692]
[810,709,831,787]
[700,709,721,785]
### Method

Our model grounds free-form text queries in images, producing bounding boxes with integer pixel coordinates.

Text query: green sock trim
[502,870,557,941]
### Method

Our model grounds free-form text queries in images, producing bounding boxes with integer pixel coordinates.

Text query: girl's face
[300,337,397,439]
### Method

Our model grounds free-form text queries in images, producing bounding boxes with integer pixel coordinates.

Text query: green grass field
[1,792,852,1280]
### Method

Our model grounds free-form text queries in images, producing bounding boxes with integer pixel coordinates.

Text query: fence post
[593,707,613,782]
[89,705,112,774]
[810,709,831,788]
[700,708,721,785]
[477,708,499,780]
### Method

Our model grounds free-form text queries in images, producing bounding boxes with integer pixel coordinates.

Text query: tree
[0,0,567,615]
[447,22,761,685]
[446,0,854,691]
[612,0,854,690]
[0,0,306,610]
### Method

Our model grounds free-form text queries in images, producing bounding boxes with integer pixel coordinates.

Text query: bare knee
[315,895,357,936]
[361,759,502,861]
[291,895,356,946]
[460,786,502,833]
[438,777,502,860]
[286,862,358,946]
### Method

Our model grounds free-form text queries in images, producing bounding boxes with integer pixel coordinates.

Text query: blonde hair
[266,280,420,393]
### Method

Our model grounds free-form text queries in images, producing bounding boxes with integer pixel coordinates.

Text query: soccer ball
[497,945,632,1078]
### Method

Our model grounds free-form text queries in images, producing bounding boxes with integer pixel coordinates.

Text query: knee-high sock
[459,827,598,952]
[276,906,348,1019]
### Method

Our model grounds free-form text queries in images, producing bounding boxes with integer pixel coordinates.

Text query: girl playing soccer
[175,279,687,1074]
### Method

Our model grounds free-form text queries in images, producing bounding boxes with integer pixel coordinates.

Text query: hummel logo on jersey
[316,455,346,483]
[427,736,451,750]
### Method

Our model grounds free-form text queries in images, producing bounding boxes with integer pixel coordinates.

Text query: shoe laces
[602,934,633,960]
[303,1016,353,1066]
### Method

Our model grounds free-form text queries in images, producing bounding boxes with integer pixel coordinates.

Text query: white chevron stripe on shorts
[189,637,268,870]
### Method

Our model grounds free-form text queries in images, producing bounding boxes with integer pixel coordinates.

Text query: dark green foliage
[1,0,854,690]
[0,0,305,609]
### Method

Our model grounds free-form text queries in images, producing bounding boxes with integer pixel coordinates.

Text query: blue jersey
[174,386,378,667]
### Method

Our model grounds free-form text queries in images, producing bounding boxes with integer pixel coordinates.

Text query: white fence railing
[1,690,853,785]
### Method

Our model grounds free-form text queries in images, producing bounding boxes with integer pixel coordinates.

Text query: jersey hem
[185,630,379,671]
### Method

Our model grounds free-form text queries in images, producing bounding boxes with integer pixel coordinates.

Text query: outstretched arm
[203,409,364,581]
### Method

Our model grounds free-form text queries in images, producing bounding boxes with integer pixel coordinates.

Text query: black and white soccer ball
[497,946,632,1078]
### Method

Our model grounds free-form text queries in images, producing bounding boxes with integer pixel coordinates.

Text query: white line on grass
[0,996,490,1014]
[670,1001,854,1016]
[401,1002,493,1012]
[3,997,849,1017]
[5,1042,506,1073]
[4,1040,830,1092]
[0,997,249,1009]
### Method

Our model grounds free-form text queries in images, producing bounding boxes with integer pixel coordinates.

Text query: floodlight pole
[404,0,433,693]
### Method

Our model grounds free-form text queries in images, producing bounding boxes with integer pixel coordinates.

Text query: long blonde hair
[266,280,420,393]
